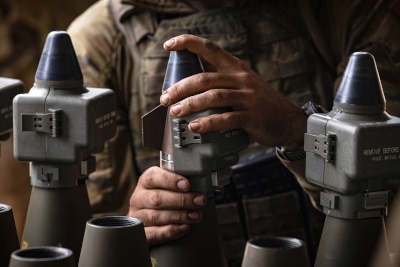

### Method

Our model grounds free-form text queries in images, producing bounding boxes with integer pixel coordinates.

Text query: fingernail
[188,211,200,221]
[193,195,206,206]
[160,93,170,105]
[171,103,182,115]
[177,180,188,191]
[164,38,176,48]
[179,224,189,233]
[190,120,201,132]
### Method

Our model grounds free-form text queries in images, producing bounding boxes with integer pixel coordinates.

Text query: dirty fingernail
[193,195,206,206]
[160,93,170,105]
[164,38,176,48]
[179,224,189,233]
[190,121,201,132]
[188,211,200,221]
[177,180,188,191]
[172,104,182,115]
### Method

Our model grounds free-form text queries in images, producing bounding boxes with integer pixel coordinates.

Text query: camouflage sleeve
[67,0,138,215]
[276,152,323,212]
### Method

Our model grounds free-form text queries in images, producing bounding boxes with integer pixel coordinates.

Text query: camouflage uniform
[67,0,400,215]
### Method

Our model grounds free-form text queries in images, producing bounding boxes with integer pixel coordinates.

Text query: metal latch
[320,192,338,209]
[362,191,389,210]
[211,168,231,188]
[304,133,335,162]
[172,118,202,148]
[81,156,96,176]
[22,109,61,137]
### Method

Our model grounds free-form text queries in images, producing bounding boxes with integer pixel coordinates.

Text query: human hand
[161,34,307,150]
[128,167,206,246]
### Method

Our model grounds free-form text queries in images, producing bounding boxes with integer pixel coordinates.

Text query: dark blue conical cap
[334,52,385,112]
[162,50,204,92]
[35,31,83,84]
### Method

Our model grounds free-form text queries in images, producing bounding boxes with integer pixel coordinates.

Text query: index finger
[140,167,190,192]
[163,34,240,72]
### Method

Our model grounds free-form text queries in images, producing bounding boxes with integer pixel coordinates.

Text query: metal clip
[362,191,389,210]
[172,118,201,148]
[211,168,231,188]
[320,192,338,209]
[22,109,61,137]
[81,156,96,176]
[304,133,335,162]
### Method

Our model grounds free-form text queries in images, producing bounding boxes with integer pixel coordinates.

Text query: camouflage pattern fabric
[67,0,400,215]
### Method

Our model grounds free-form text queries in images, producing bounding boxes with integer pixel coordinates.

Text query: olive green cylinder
[150,197,227,267]
[9,246,75,267]
[0,204,19,267]
[315,215,390,267]
[78,216,152,267]
[22,184,92,263]
[241,236,310,267]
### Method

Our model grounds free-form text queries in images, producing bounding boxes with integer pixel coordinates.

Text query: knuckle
[207,117,216,130]
[210,89,224,101]
[149,210,158,224]
[240,72,255,86]
[170,83,184,100]
[173,210,184,222]
[129,189,142,210]
[224,113,235,125]
[179,194,189,207]
[180,34,191,42]
[143,166,155,180]
[133,210,147,224]
[183,98,193,109]
[143,173,154,187]
[145,229,156,245]
[149,191,162,208]
[142,166,159,187]
[160,226,175,241]
[164,173,177,190]
[203,39,219,53]
[169,84,178,98]
[196,73,211,87]
[221,113,235,128]
[235,59,248,70]
[129,194,136,208]
[224,112,242,129]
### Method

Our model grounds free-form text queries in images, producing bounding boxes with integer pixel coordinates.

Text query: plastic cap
[162,50,204,92]
[334,52,385,109]
[35,31,83,83]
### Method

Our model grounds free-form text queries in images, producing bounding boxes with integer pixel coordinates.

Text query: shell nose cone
[334,52,385,108]
[35,31,83,82]
[162,50,204,92]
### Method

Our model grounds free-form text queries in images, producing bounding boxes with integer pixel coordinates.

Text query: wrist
[282,105,307,151]
[278,101,324,161]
